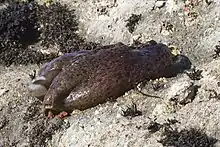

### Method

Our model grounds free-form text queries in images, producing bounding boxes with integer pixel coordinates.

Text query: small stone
[132,34,142,41]
[155,1,166,8]
[0,88,8,97]
[94,110,99,115]
[0,115,7,129]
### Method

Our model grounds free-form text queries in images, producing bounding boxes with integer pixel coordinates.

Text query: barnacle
[121,103,142,118]
[169,45,181,56]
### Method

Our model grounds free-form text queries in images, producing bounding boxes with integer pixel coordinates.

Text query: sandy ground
[1,0,220,146]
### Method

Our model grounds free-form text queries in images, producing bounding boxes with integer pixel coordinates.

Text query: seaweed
[158,128,218,147]
[211,41,220,59]
[186,67,203,80]
[37,2,98,53]
[125,14,142,33]
[0,1,57,66]
[0,1,99,66]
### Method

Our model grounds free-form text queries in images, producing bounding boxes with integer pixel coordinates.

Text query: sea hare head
[28,78,48,101]
[28,50,91,101]
[28,67,61,99]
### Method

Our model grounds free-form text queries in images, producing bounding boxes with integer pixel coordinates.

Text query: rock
[166,75,198,105]
[152,74,197,118]
[1,0,220,146]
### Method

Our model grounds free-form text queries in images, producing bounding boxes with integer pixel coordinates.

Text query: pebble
[0,88,8,97]
[155,0,166,8]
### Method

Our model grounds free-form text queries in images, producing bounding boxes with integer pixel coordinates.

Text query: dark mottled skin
[28,42,190,114]
[30,50,90,101]
[36,50,90,89]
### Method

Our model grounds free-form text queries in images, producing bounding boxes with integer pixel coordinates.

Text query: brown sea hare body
[28,42,189,114]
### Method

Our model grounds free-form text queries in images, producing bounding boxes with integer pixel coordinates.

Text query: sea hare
[28,42,191,115]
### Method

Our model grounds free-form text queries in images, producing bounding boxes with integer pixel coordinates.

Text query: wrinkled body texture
[28,43,176,113]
